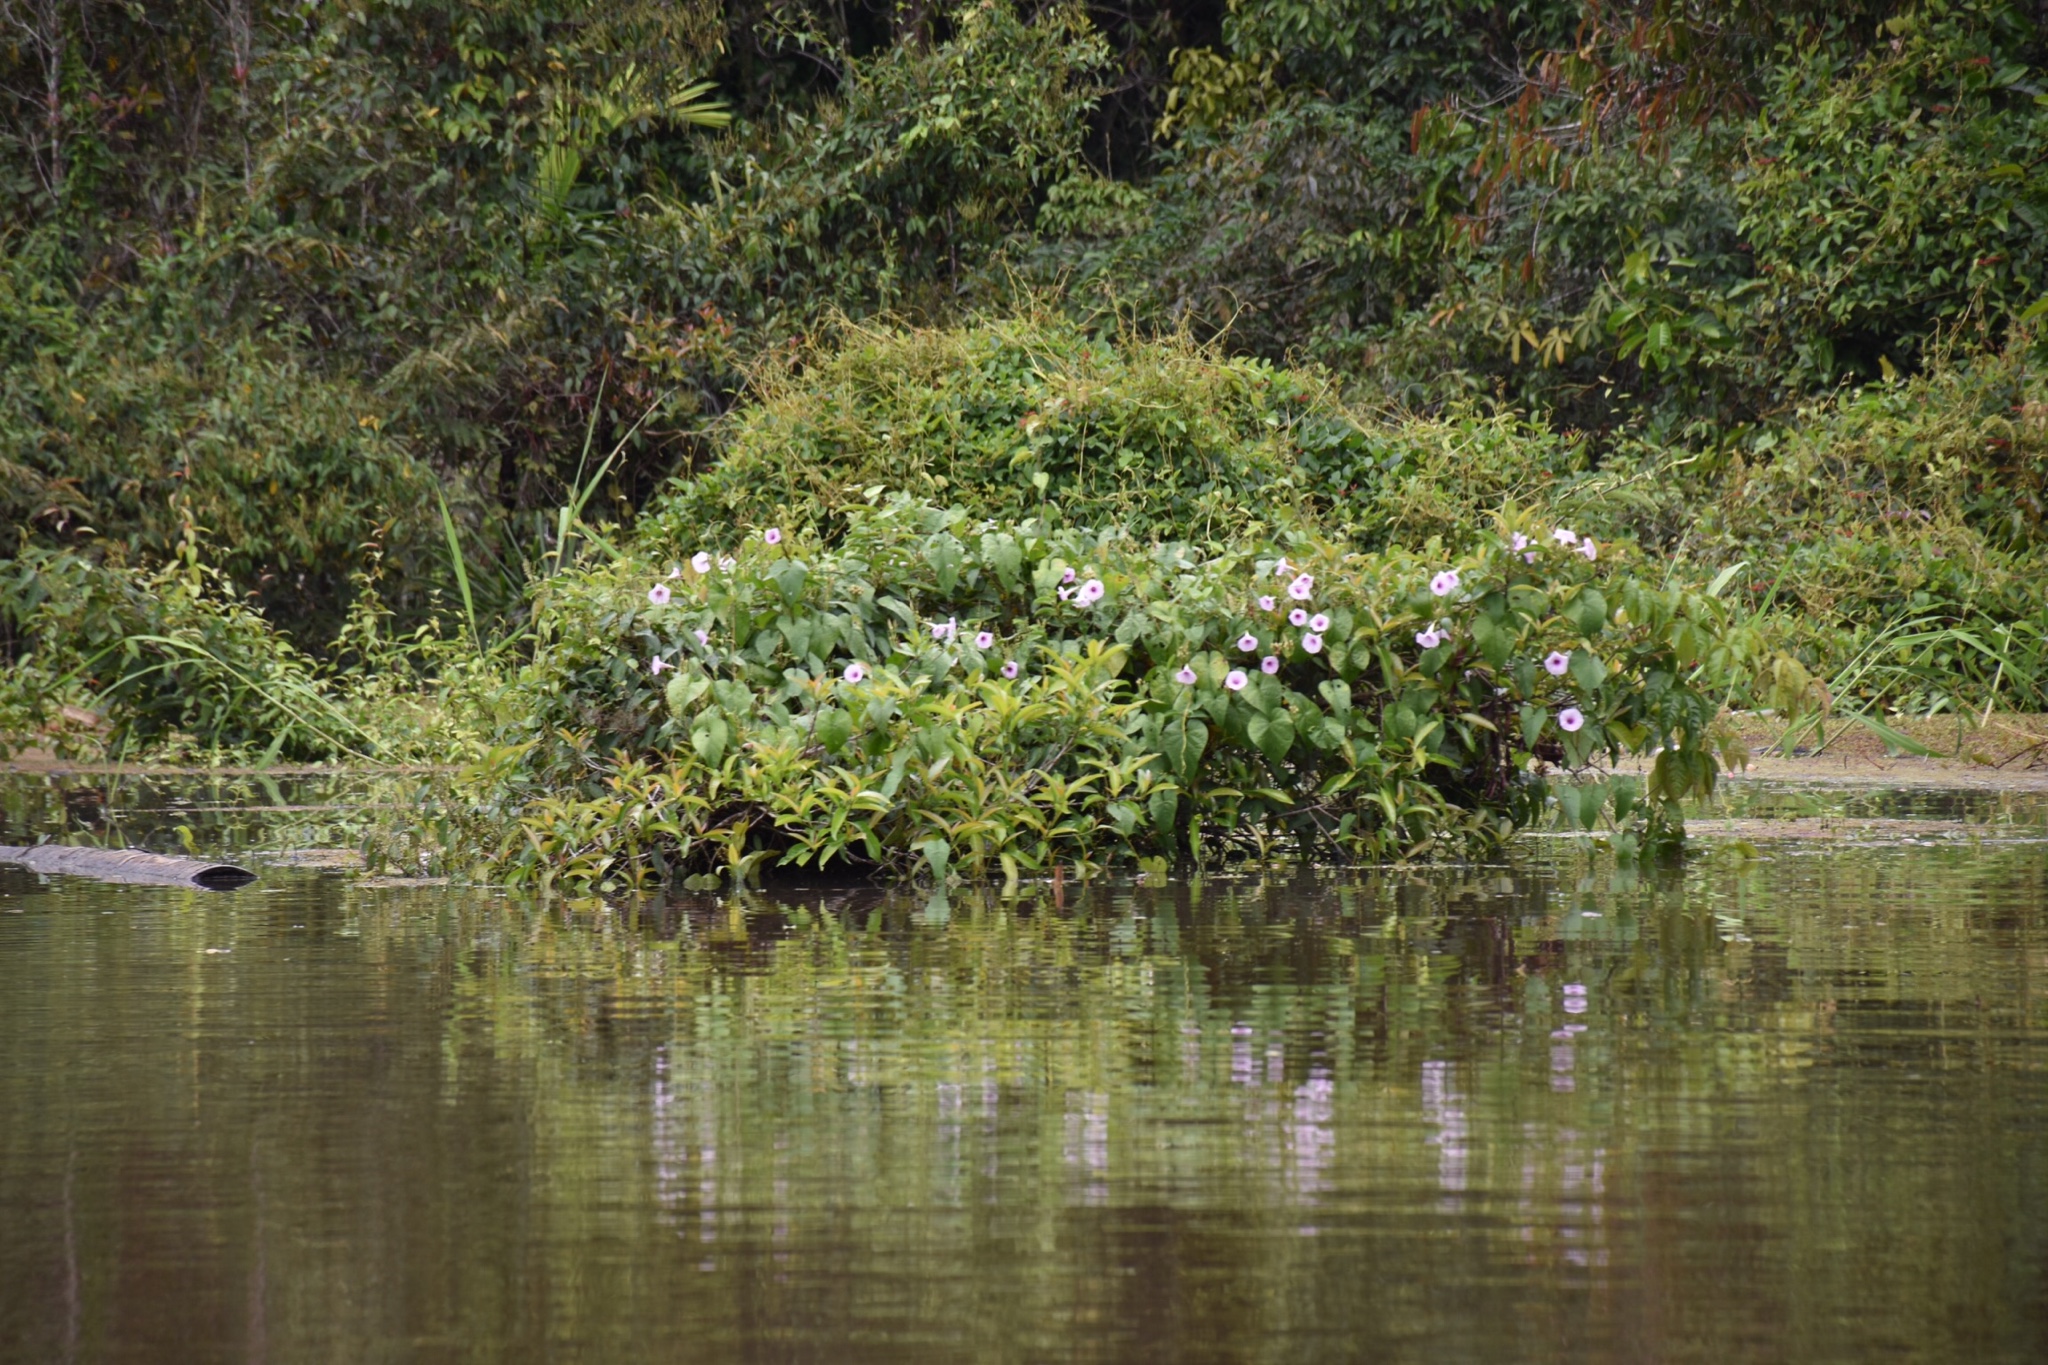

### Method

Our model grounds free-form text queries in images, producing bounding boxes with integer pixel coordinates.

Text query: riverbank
[1718,712,2048,792]
[11,714,2048,786]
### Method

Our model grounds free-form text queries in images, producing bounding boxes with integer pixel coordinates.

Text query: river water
[2,775,2047,1362]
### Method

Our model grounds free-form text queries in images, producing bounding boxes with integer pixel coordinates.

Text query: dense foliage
[460,495,1746,885]
[5,0,2048,882]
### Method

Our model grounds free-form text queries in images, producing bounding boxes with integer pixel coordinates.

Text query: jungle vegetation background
[2,0,2046,745]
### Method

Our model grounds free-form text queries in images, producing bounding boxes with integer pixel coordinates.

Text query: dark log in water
[0,844,256,889]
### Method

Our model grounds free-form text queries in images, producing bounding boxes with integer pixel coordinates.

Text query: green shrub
[1676,349,2048,710]
[1737,12,2048,387]
[0,536,371,761]
[641,316,1334,542]
[0,242,443,631]
[460,494,1754,888]
[650,311,1689,561]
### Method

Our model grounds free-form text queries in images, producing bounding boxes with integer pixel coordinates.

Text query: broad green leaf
[1556,783,1582,829]
[1471,612,1511,668]
[1565,587,1608,637]
[924,535,963,593]
[690,712,728,766]
[881,748,914,799]
[814,706,853,755]
[1246,712,1295,765]
[1147,787,1179,839]
[771,561,809,608]
[665,674,710,720]
[1568,650,1608,692]
[988,537,1023,591]
[1574,781,1607,830]
[916,836,952,883]
[1158,719,1208,786]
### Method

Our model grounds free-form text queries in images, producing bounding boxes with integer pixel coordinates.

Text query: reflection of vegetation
[7,834,2048,1357]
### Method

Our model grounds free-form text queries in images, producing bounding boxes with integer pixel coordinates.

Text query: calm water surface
[3,775,2047,1362]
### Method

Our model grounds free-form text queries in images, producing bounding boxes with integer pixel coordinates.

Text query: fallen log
[0,844,257,889]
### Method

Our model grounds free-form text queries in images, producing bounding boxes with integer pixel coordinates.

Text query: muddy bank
[1711,714,2048,792]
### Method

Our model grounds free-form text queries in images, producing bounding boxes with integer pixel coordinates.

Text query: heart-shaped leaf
[988,537,1023,591]
[665,674,710,720]
[814,706,853,755]
[690,712,729,766]
[1246,712,1295,765]
[1158,719,1208,786]
[1472,612,1512,668]
[1147,787,1179,840]
[924,535,963,593]
[1565,587,1608,637]
[771,561,809,608]
[1569,650,1609,692]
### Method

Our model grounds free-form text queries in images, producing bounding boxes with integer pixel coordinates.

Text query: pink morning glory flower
[1511,533,1530,552]
[764,527,782,545]
[1258,595,1277,612]
[1224,670,1248,692]
[1558,706,1585,732]
[1238,633,1259,652]
[1289,608,1309,627]
[1174,666,1198,685]
[1077,578,1105,605]
[718,556,736,571]
[1057,586,1072,600]
[932,619,956,642]
[1545,650,1571,676]
[1578,540,1598,561]
[1308,612,1330,633]
[843,663,866,683]
[1301,633,1324,654]
[650,655,670,676]
[1429,570,1460,597]
[694,628,711,647]
[1524,552,1538,564]
[1274,558,1292,577]
[1001,661,1019,679]
[691,551,712,574]
[1552,528,1578,546]
[975,631,995,650]
[647,583,671,606]
[1260,655,1280,675]
[1061,567,1077,585]
[1416,627,1443,649]
[1287,573,1314,601]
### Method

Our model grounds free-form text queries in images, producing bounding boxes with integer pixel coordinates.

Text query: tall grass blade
[437,490,482,655]
[549,384,673,575]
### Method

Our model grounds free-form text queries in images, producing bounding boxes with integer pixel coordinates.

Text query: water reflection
[2,788,2048,1360]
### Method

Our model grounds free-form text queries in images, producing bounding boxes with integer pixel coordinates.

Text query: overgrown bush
[1736,10,2048,387]
[0,239,444,631]
[0,537,370,761]
[455,494,1755,888]
[642,315,1331,542]
[1682,347,2048,711]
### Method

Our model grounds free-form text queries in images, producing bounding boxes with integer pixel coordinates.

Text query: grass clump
[1681,349,2048,714]
[0,536,369,762]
